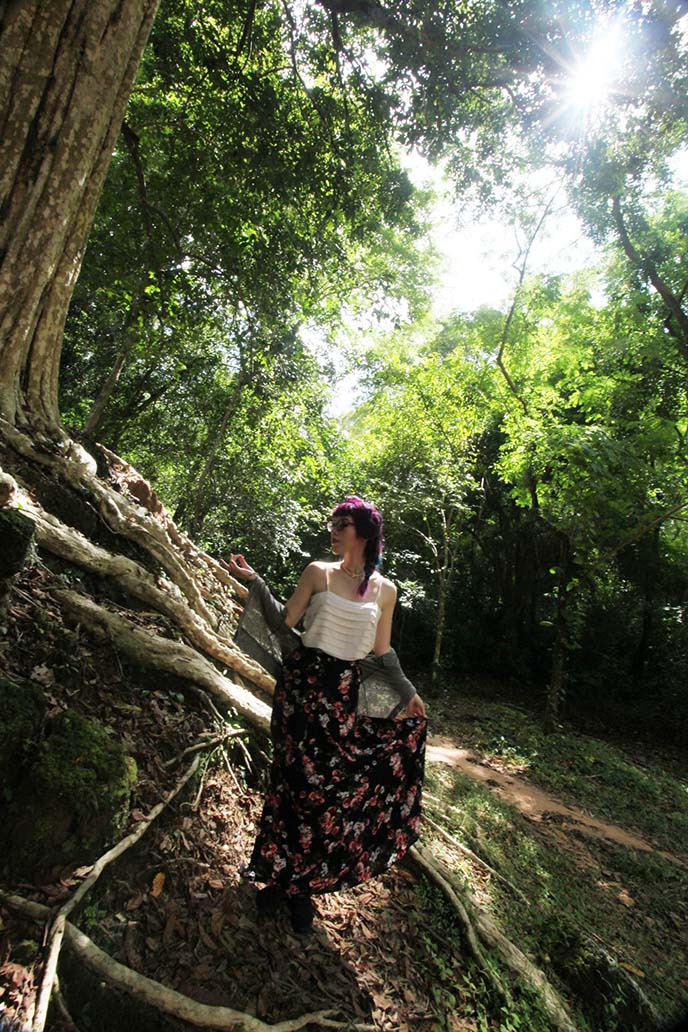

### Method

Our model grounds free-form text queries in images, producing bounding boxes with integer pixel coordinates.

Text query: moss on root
[0,677,46,795]
[2,708,137,881]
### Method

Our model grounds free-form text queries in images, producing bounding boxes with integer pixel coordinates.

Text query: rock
[2,708,138,882]
[0,677,46,796]
[0,510,35,579]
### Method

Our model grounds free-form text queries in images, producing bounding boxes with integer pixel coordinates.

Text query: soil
[426,736,687,867]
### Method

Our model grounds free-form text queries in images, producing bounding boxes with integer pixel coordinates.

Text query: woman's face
[328,513,358,555]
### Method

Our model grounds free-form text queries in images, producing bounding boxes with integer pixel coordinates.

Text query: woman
[227,496,427,936]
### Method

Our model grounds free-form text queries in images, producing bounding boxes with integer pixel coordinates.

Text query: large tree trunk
[0,1,159,431]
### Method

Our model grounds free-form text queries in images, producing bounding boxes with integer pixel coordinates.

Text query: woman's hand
[225,553,258,581]
[404,695,427,719]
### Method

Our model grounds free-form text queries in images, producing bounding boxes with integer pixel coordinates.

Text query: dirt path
[426,735,685,867]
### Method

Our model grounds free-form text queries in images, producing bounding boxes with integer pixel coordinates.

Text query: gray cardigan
[234,575,417,719]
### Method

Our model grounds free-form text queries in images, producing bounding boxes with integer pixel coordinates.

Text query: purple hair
[332,495,384,597]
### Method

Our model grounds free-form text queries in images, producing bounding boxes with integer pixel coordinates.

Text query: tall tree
[0,1,160,431]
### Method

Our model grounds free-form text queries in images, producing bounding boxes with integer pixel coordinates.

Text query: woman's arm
[226,555,320,629]
[283,562,320,627]
[372,579,397,656]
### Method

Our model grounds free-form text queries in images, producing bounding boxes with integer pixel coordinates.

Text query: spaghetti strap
[325,564,331,592]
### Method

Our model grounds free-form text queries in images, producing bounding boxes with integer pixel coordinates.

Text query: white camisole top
[301,566,382,661]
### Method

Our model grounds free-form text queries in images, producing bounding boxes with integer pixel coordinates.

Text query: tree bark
[431,572,447,685]
[0,1,160,431]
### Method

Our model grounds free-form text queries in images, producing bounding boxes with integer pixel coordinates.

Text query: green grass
[413,873,557,1032]
[421,757,688,1029]
[427,693,688,854]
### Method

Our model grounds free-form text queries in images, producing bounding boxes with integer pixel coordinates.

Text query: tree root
[52,587,272,732]
[0,423,236,629]
[95,444,248,603]
[409,842,511,1004]
[31,750,203,1032]
[0,895,370,1032]
[1,469,274,692]
[421,811,530,904]
[409,841,581,1032]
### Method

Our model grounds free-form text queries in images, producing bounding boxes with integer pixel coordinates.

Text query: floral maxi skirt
[239,646,427,897]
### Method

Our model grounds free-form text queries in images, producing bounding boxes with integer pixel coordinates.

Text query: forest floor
[1,568,688,1032]
[419,686,688,1028]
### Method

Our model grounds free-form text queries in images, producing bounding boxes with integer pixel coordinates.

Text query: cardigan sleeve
[357,648,417,718]
[233,575,300,677]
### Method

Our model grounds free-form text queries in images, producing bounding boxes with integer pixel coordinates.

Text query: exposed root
[95,444,248,603]
[1,895,370,1032]
[409,842,511,1004]
[421,811,529,904]
[409,841,581,1032]
[31,751,203,1032]
[1,469,274,692]
[52,587,272,732]
[0,422,233,628]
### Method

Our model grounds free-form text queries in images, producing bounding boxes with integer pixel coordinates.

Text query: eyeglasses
[327,518,355,533]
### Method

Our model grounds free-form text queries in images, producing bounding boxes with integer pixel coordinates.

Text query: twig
[421,813,529,904]
[190,754,212,812]
[52,974,80,1031]
[221,747,244,794]
[31,750,202,1032]
[232,731,255,773]
[0,894,364,1032]
[186,684,227,725]
[162,729,247,769]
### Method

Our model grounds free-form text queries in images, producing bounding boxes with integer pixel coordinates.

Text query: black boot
[255,884,286,918]
[288,893,314,935]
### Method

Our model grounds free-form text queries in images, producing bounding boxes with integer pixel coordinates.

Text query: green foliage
[55,0,688,726]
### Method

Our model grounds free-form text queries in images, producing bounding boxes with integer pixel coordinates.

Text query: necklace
[340,562,364,579]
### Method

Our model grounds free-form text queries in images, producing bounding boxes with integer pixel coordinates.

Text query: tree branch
[497,189,560,415]
[610,196,688,365]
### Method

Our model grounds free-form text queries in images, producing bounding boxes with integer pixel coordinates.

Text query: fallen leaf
[31,664,55,685]
[619,962,645,978]
[163,912,179,946]
[152,872,166,897]
[210,909,226,939]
